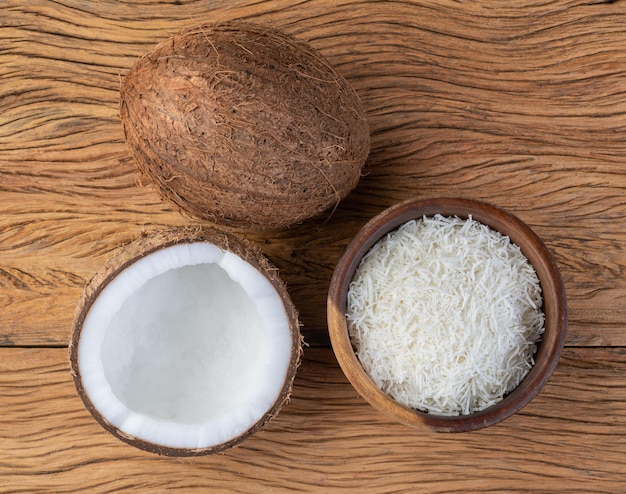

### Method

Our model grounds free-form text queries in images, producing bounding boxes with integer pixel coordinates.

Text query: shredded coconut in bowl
[346,214,545,416]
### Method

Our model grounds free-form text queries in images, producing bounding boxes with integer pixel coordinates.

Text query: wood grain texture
[1,0,626,490]
[1,347,626,493]
[2,0,626,347]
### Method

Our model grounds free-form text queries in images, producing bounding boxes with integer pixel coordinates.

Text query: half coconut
[69,226,301,456]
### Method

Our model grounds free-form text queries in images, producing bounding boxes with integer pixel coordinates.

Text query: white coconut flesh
[77,242,292,450]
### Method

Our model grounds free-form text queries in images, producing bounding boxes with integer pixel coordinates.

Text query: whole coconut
[120,22,370,229]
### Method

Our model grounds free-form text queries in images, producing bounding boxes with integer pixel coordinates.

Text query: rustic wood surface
[1,0,625,491]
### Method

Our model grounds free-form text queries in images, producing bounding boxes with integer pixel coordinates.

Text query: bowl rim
[327,196,568,432]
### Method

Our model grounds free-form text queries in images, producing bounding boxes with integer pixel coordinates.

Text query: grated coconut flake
[346,215,545,416]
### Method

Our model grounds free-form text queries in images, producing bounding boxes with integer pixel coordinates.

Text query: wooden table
[2,1,625,491]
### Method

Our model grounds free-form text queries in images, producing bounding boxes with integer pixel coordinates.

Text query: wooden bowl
[327,197,567,432]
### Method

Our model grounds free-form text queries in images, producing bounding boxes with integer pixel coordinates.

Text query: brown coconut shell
[69,225,302,456]
[119,21,370,229]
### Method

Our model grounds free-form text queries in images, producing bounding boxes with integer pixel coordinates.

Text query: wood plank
[3,2,626,492]
[1,0,626,340]
[1,346,625,492]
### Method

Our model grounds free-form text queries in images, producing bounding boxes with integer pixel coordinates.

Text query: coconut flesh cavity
[70,228,300,456]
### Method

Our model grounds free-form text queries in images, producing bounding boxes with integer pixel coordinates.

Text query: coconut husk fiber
[120,21,370,229]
